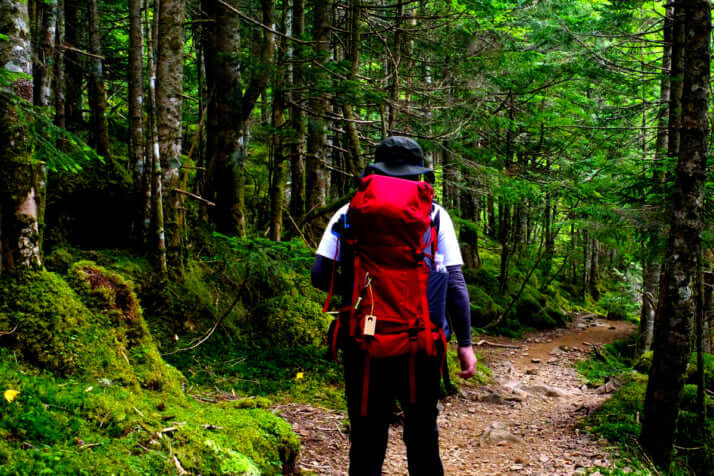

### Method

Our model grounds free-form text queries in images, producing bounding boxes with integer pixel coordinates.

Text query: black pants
[343,342,444,476]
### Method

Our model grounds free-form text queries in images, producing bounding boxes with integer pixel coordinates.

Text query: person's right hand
[457,345,477,378]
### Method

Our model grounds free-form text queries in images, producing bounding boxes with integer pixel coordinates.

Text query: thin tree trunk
[386,1,402,135]
[146,0,167,274]
[53,0,65,129]
[32,0,56,107]
[589,239,600,300]
[460,167,480,268]
[0,0,45,273]
[498,205,511,294]
[342,0,362,179]
[87,0,110,158]
[289,0,306,220]
[486,195,495,237]
[638,4,673,357]
[64,0,83,131]
[157,0,185,271]
[641,0,711,467]
[269,0,289,241]
[305,0,331,229]
[129,0,147,248]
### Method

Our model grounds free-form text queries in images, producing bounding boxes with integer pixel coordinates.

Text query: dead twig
[474,339,522,350]
[172,454,187,475]
[162,290,241,356]
[0,325,18,337]
[171,188,216,207]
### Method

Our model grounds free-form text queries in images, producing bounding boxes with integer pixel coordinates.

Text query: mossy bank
[0,264,299,475]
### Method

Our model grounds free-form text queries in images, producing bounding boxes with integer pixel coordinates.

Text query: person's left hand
[457,345,477,378]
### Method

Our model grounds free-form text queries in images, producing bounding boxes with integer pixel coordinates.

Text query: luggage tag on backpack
[363,315,377,336]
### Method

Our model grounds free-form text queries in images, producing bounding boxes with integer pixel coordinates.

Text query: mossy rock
[0,267,183,393]
[252,294,330,348]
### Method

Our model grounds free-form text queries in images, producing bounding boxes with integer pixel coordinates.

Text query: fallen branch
[79,442,102,450]
[474,339,522,350]
[172,454,187,475]
[162,290,241,356]
[171,188,216,207]
[283,206,315,250]
[0,325,18,337]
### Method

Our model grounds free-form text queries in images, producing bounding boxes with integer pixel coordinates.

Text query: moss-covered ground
[575,338,714,475]
[0,262,299,475]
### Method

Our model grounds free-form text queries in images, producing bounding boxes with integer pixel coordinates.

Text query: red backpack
[323,174,446,415]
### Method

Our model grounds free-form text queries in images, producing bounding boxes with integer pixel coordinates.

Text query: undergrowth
[576,338,714,475]
[465,236,635,338]
[0,265,299,475]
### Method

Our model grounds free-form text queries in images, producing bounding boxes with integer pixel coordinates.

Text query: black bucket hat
[363,136,434,179]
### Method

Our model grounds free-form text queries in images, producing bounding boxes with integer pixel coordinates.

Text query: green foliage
[578,341,714,475]
[462,237,574,336]
[576,337,635,387]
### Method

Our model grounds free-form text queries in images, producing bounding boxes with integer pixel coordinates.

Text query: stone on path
[479,421,522,445]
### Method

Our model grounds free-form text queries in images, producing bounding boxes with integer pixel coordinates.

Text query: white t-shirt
[316,203,464,266]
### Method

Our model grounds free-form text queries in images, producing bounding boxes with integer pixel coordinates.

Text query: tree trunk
[289,0,306,221]
[386,1,402,135]
[638,3,673,357]
[498,205,511,294]
[269,0,289,241]
[486,195,495,238]
[157,0,185,271]
[32,0,56,107]
[146,0,167,274]
[305,0,331,230]
[63,0,83,132]
[129,0,148,248]
[589,239,600,300]
[342,0,362,180]
[460,168,480,268]
[204,0,275,237]
[87,0,110,158]
[0,0,45,273]
[641,0,711,467]
[53,0,65,129]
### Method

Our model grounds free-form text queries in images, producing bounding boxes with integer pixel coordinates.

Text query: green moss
[686,352,714,391]
[253,294,330,348]
[633,350,653,374]
[0,349,299,475]
[0,270,121,377]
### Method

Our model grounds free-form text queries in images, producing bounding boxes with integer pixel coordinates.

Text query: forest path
[276,315,635,475]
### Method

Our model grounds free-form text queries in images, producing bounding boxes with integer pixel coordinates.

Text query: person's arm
[311,255,335,292]
[446,265,471,347]
[446,264,478,378]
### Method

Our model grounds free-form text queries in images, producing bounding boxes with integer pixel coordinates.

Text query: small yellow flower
[295,372,304,381]
[3,389,19,403]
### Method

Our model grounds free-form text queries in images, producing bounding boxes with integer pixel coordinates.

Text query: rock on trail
[276,314,635,475]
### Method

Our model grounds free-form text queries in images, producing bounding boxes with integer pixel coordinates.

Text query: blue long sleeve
[446,265,472,347]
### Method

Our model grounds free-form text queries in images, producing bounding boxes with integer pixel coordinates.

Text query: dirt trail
[276,315,635,475]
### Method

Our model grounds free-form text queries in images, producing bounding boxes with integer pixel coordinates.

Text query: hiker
[311,136,477,476]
